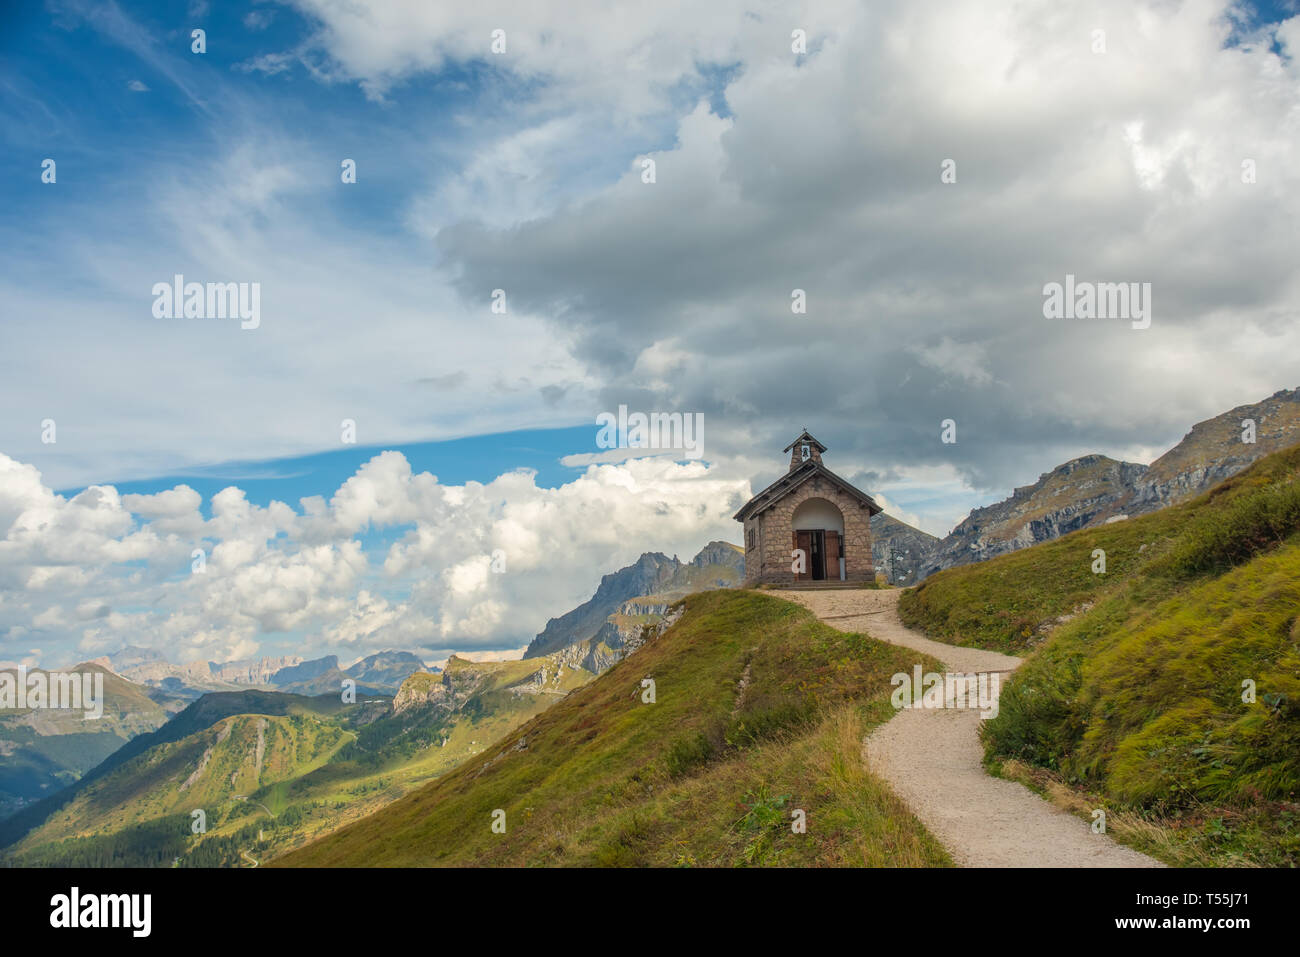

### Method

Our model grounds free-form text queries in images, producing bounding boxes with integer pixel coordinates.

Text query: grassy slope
[897,444,1300,865]
[0,689,357,849]
[897,504,1196,655]
[255,660,597,853]
[278,590,950,868]
[0,665,174,814]
[6,657,600,866]
[13,713,351,851]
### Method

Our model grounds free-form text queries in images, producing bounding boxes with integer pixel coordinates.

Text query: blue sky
[58,426,596,508]
[1,0,1298,668]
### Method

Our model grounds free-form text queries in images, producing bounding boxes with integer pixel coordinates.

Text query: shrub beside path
[783,588,1161,867]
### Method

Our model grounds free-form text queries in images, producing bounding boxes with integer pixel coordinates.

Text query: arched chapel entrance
[791,497,845,581]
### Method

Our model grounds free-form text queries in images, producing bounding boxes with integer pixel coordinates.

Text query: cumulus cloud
[281,0,771,108]
[5,0,1298,639]
[0,451,749,668]
[412,0,1300,491]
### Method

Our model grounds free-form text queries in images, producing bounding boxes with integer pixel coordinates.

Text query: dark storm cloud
[432,4,1300,493]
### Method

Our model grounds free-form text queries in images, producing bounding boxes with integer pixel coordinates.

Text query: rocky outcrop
[1123,388,1300,514]
[523,540,743,658]
[918,388,1300,579]
[392,662,481,715]
[921,455,1147,577]
[210,655,305,686]
[563,601,687,676]
[689,540,745,572]
[871,513,939,585]
[618,599,673,617]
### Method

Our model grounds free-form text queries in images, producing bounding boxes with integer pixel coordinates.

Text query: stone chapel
[733,431,882,585]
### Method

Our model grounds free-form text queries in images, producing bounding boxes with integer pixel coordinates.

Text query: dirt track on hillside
[784,589,1161,868]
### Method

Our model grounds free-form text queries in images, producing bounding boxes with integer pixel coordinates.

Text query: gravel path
[784,589,1161,868]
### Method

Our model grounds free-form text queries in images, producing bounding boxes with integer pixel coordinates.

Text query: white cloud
[0,449,749,668]
[423,0,1300,494]
[7,0,1300,654]
[281,0,782,109]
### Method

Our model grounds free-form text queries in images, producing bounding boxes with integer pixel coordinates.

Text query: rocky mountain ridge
[915,387,1300,578]
[523,540,743,659]
[0,663,180,818]
[106,646,435,699]
[870,513,939,585]
[392,650,595,716]
[209,655,303,686]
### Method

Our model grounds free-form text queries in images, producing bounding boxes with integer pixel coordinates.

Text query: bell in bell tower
[782,430,826,472]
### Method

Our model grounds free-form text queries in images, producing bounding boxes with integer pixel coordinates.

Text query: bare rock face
[210,656,305,685]
[567,601,686,676]
[1123,388,1300,513]
[871,513,939,585]
[523,541,743,659]
[917,388,1300,580]
[577,641,623,675]
[920,455,1146,577]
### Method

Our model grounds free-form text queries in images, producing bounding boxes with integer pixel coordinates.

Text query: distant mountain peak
[522,540,744,659]
[914,387,1300,579]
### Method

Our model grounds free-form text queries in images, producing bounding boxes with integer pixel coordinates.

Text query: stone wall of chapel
[742,476,874,585]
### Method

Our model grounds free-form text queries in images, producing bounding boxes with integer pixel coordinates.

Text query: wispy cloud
[53,0,214,115]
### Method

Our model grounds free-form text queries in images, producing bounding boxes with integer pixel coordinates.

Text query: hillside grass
[0,665,173,815]
[4,657,597,867]
[898,444,1300,654]
[11,713,353,852]
[277,590,951,867]
[896,508,1192,655]
[898,444,1300,866]
[0,688,369,851]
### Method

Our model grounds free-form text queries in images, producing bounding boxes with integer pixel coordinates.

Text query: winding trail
[784,589,1160,868]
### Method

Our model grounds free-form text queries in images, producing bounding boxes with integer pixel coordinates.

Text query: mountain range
[0,648,599,865]
[909,387,1300,578]
[3,386,1298,865]
[0,646,434,817]
[102,646,432,699]
[0,664,182,819]
[523,540,744,661]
